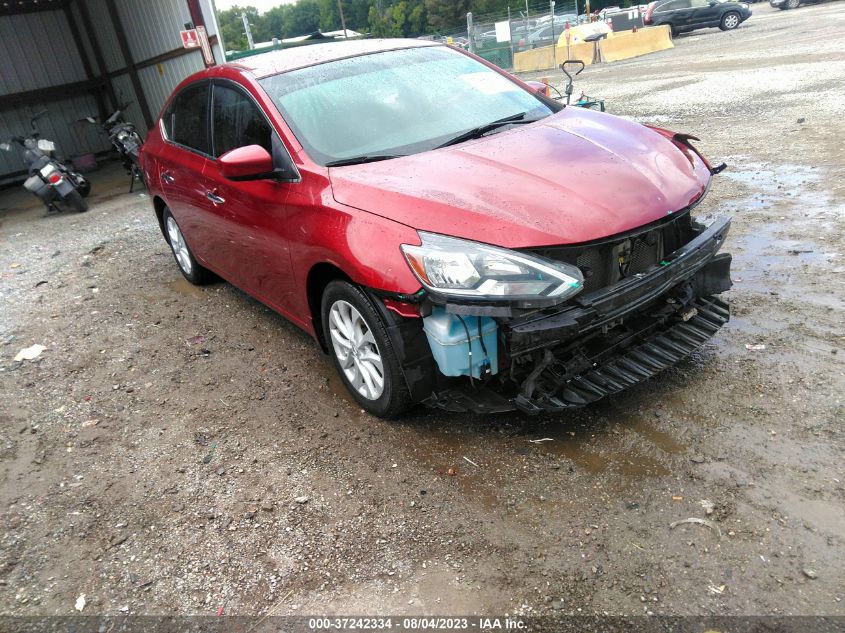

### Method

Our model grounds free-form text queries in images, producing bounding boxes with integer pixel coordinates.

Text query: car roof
[227,38,441,79]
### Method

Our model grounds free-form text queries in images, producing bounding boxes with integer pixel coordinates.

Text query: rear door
[202,80,297,310]
[158,81,217,264]
[654,0,693,29]
[688,0,722,26]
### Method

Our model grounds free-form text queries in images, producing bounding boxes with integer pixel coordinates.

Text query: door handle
[206,191,225,205]
[161,171,174,183]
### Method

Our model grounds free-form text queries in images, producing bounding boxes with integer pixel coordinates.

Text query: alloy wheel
[328,299,385,400]
[724,13,739,28]
[166,216,193,275]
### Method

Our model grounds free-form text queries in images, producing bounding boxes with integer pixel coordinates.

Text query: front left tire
[321,280,411,419]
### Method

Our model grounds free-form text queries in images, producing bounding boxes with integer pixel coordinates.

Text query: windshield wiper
[436,112,540,149]
[325,154,405,167]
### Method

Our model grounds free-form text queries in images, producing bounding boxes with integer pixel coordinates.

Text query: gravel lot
[1,3,843,619]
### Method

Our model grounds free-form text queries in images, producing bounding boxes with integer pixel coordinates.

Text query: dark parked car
[644,0,752,34]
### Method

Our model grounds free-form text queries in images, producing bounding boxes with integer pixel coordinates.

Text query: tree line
[217,0,617,52]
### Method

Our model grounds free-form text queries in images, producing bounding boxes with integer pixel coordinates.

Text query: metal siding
[82,0,125,72]
[119,0,193,64]
[0,11,86,95]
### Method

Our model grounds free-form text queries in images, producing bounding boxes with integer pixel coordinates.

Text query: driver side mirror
[219,144,297,182]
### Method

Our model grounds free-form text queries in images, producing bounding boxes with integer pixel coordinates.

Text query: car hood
[329,107,711,248]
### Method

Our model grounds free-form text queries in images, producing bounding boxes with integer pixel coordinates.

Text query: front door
[202,81,297,313]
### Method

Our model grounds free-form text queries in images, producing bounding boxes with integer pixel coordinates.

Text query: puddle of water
[622,417,686,454]
[166,278,207,299]
[721,160,821,192]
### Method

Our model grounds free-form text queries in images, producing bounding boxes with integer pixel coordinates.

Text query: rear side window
[656,0,690,10]
[163,82,210,154]
[212,84,273,158]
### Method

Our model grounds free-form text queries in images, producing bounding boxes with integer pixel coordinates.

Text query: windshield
[259,45,556,166]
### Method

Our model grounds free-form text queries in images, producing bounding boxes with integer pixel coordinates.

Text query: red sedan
[140,39,732,418]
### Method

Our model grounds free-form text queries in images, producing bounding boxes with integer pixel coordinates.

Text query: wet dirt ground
[1,2,843,618]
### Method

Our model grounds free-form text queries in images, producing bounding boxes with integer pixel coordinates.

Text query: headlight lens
[401,232,584,302]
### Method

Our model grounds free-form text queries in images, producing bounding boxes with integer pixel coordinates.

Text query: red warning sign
[180,29,199,49]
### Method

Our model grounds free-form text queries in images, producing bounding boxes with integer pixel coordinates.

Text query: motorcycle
[1,110,91,213]
[84,103,144,193]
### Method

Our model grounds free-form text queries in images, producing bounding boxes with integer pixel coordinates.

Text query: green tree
[424,0,469,31]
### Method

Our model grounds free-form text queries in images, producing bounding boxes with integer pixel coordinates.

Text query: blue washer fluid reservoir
[422,307,498,379]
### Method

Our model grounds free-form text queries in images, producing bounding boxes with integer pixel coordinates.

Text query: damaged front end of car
[376,191,732,416]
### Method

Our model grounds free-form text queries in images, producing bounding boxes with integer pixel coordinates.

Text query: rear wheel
[65,189,88,213]
[321,281,411,419]
[720,11,741,29]
[163,208,212,285]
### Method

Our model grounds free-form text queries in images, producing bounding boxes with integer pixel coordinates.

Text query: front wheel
[64,189,88,212]
[785,0,799,7]
[720,11,741,29]
[321,281,411,419]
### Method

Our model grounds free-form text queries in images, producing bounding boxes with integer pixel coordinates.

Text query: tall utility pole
[337,0,348,37]
[242,12,254,50]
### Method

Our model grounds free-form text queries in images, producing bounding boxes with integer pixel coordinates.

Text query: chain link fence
[442,0,581,72]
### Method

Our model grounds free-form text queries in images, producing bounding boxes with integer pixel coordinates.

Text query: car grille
[528,212,696,293]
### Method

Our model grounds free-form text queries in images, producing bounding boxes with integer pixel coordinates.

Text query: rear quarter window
[163,82,210,155]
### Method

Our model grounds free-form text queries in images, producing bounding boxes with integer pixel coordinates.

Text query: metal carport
[0,0,224,184]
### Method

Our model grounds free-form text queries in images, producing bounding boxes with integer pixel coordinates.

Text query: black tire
[162,207,212,285]
[76,175,91,197]
[321,280,412,419]
[65,189,88,212]
[719,11,741,30]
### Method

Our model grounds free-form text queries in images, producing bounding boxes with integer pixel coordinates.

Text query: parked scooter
[1,110,91,213]
[84,103,144,192]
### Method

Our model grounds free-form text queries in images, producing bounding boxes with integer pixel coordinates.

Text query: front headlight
[401,232,584,303]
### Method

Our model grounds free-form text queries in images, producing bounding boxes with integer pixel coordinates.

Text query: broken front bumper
[419,216,733,415]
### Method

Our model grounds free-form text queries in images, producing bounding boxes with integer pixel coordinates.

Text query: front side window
[212,84,273,157]
[164,82,210,154]
[259,45,556,165]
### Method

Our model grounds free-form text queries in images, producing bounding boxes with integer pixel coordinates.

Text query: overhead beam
[106,35,219,78]
[0,78,105,109]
